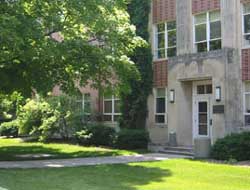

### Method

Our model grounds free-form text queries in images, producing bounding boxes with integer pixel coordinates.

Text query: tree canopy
[0,0,144,96]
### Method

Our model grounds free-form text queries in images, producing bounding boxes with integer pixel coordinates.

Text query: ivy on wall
[120,0,153,129]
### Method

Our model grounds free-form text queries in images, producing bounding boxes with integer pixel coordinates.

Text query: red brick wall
[192,0,220,14]
[242,49,250,81]
[52,84,101,112]
[241,0,250,4]
[152,0,176,23]
[153,60,168,87]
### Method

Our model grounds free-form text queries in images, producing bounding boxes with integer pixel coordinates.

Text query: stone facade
[147,0,250,148]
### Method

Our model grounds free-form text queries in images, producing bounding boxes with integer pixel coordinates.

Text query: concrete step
[148,144,194,156]
[159,149,194,156]
[160,146,194,156]
[164,146,193,153]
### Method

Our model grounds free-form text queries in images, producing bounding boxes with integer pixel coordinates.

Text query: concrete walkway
[0,153,192,169]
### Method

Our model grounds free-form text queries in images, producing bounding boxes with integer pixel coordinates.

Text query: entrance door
[193,82,213,139]
[194,98,211,137]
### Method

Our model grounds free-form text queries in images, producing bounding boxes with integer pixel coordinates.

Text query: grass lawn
[0,138,143,161]
[0,159,249,190]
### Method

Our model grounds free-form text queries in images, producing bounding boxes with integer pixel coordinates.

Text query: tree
[120,0,153,129]
[0,0,144,96]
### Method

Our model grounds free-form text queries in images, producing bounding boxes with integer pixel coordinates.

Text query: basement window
[194,11,221,53]
[154,21,177,60]
[243,3,250,47]
[155,88,167,124]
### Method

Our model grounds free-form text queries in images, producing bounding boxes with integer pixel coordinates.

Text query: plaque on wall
[213,105,225,114]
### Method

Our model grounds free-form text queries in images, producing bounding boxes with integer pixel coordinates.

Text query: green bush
[211,132,250,161]
[116,129,149,149]
[15,98,60,142]
[47,95,85,139]
[0,92,24,123]
[75,124,116,146]
[8,94,87,142]
[0,121,19,137]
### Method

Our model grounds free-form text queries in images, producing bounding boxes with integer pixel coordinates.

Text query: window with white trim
[76,93,92,121]
[154,21,176,60]
[244,83,250,126]
[243,3,250,47]
[155,88,167,124]
[103,95,121,122]
[194,11,221,52]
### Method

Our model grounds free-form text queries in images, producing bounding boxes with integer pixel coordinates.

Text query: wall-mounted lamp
[215,86,221,102]
[170,89,175,103]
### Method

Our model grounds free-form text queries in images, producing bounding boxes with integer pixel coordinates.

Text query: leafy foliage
[211,132,250,161]
[75,124,116,146]
[1,95,88,141]
[15,98,60,142]
[47,95,85,139]
[116,129,149,149]
[0,0,144,96]
[0,92,23,123]
[0,121,19,137]
[120,0,153,129]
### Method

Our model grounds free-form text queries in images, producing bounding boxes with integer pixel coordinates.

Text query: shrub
[75,124,116,146]
[15,98,60,142]
[0,92,24,124]
[211,132,250,161]
[47,95,85,139]
[0,121,19,137]
[116,129,149,149]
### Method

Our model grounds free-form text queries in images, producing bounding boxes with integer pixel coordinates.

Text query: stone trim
[168,48,235,70]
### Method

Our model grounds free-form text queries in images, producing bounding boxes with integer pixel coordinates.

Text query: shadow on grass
[0,164,172,190]
[0,144,127,161]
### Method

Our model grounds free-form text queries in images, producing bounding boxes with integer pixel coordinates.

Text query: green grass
[0,138,143,161]
[0,159,249,190]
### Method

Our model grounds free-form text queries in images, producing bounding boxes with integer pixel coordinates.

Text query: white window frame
[242,3,250,48]
[103,95,121,123]
[75,94,92,122]
[76,93,91,114]
[154,88,168,125]
[243,82,250,127]
[193,11,221,52]
[83,93,91,115]
[153,21,176,60]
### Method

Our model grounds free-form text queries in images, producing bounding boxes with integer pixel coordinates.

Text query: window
[76,93,92,121]
[154,21,177,60]
[103,95,121,122]
[194,11,221,52]
[155,88,167,124]
[83,93,91,114]
[197,85,213,95]
[243,3,250,47]
[244,83,250,126]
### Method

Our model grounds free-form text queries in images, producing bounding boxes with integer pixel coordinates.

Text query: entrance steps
[148,143,194,157]
[160,146,194,156]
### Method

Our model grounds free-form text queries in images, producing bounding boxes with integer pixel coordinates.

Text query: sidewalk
[0,153,192,169]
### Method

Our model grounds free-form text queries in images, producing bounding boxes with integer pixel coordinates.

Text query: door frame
[192,81,213,141]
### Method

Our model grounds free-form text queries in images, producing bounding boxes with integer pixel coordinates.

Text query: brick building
[146,0,250,156]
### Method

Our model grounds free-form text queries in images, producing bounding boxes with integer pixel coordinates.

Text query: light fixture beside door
[170,89,175,103]
[215,86,221,102]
